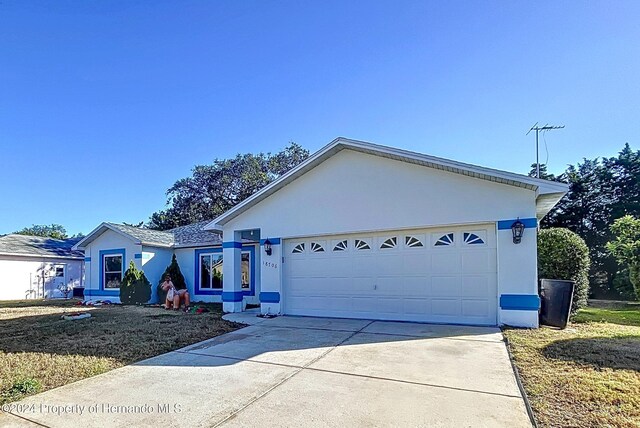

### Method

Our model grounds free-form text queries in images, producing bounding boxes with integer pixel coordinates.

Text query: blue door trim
[259,292,280,303]
[497,218,537,230]
[500,294,540,311]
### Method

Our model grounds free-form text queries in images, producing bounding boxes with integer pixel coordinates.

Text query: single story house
[76,138,568,327]
[72,222,258,304]
[0,234,84,300]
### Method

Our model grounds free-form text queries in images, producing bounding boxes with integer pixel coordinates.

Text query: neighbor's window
[55,266,65,277]
[199,252,251,290]
[103,255,122,289]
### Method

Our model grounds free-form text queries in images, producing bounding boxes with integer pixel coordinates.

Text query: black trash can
[73,287,85,299]
[539,279,575,329]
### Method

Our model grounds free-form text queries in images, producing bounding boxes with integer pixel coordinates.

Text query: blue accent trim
[84,257,92,262]
[497,218,537,230]
[222,241,243,249]
[194,245,256,297]
[134,253,142,259]
[84,289,120,298]
[222,291,244,302]
[500,294,540,311]
[260,292,280,303]
[260,238,281,245]
[99,248,126,293]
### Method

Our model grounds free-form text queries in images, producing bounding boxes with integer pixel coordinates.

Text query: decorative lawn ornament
[61,312,92,321]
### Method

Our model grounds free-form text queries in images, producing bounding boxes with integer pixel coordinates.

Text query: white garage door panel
[283,224,497,325]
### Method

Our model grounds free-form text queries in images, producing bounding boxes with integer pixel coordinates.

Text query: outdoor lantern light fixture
[264,239,273,256]
[511,219,525,244]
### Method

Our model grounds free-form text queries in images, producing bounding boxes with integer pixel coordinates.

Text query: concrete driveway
[2,315,532,428]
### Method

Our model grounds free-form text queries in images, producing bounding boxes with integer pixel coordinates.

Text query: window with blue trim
[103,254,123,289]
[198,252,251,290]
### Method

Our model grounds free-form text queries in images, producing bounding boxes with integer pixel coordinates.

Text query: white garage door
[283,224,497,325]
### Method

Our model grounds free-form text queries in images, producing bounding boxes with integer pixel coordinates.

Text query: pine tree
[119,261,152,304]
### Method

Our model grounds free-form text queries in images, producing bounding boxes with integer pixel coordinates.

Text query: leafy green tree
[120,261,152,304]
[538,228,591,312]
[607,215,640,299]
[148,142,309,230]
[157,254,187,303]
[14,224,68,240]
[541,144,640,299]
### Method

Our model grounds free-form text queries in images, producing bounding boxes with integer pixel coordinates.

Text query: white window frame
[103,254,123,289]
[198,251,251,290]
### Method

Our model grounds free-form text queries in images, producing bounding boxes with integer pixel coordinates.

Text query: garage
[206,137,569,327]
[283,224,497,325]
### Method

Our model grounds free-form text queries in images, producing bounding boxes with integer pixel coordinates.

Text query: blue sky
[1,1,639,236]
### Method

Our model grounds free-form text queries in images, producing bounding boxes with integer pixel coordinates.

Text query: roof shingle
[0,234,84,259]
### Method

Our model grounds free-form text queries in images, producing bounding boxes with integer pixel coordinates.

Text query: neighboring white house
[77,138,568,327]
[0,234,84,300]
[72,222,258,304]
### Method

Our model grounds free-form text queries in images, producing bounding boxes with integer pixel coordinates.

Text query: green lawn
[0,299,240,404]
[573,300,640,327]
[504,300,640,428]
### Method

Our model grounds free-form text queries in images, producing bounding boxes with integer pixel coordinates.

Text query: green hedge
[538,228,591,312]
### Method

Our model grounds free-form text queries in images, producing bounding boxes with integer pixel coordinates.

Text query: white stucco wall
[222,149,540,327]
[0,256,84,300]
[84,230,142,303]
[225,150,537,237]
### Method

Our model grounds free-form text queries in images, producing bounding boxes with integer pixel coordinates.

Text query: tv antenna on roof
[526,123,565,178]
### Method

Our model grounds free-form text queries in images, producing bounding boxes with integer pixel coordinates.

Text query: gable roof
[205,137,569,229]
[72,221,224,250]
[0,234,84,259]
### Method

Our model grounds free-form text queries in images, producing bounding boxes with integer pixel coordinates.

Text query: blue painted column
[222,231,243,312]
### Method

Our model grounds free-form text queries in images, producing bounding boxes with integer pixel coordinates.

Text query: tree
[541,144,640,299]
[119,261,152,305]
[148,142,309,230]
[528,163,558,181]
[157,254,187,303]
[14,224,68,240]
[538,228,591,312]
[607,215,640,300]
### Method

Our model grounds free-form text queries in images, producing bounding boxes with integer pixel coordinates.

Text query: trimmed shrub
[157,254,187,303]
[119,261,152,305]
[538,228,591,312]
